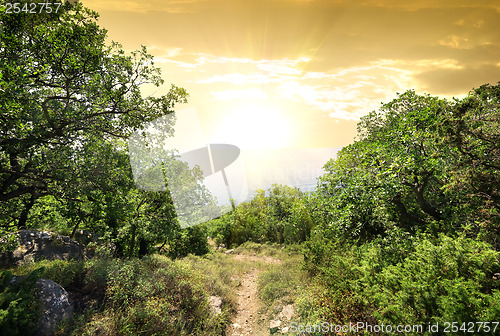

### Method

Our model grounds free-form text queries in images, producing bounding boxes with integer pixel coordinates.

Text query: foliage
[166,225,210,259]
[0,267,44,336]
[12,255,232,336]
[0,228,17,253]
[357,235,500,330]
[208,184,313,248]
[312,85,500,246]
[438,84,500,247]
[258,254,306,307]
[0,1,186,208]
[300,83,500,335]
[14,259,85,289]
[302,235,500,335]
[314,91,453,243]
[0,1,220,259]
[75,255,229,336]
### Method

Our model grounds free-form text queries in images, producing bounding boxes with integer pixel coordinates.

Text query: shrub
[76,255,228,335]
[0,268,44,336]
[302,234,500,335]
[167,225,210,259]
[13,259,85,290]
[358,235,500,331]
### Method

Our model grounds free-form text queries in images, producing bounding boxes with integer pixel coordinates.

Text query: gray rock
[225,249,235,254]
[36,279,74,335]
[208,295,222,315]
[10,276,73,336]
[278,304,295,321]
[0,230,87,267]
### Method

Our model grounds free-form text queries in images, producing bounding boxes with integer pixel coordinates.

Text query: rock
[208,295,222,315]
[270,319,282,334]
[232,323,242,329]
[0,230,87,267]
[36,279,74,335]
[278,304,295,321]
[10,276,73,336]
[225,249,235,254]
[281,326,289,333]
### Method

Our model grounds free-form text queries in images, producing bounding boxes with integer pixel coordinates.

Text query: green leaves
[0,2,188,209]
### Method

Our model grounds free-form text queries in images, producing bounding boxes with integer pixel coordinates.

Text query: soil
[225,253,281,336]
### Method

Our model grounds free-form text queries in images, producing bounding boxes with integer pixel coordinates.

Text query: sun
[210,102,293,149]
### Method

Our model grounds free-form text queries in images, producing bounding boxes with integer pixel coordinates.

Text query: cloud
[454,18,485,28]
[211,89,267,100]
[351,0,499,10]
[415,64,500,95]
[83,0,208,13]
[155,48,483,120]
[438,35,471,49]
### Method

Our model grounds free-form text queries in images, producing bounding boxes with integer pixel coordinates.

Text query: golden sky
[82,0,500,149]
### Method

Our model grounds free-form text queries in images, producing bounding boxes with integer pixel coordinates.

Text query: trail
[226,253,280,336]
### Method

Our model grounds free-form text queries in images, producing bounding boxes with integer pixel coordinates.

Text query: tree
[439,83,500,247]
[314,91,451,241]
[0,2,188,229]
[314,85,500,246]
[357,91,453,227]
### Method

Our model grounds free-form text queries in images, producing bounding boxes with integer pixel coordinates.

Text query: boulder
[0,230,86,267]
[35,279,74,335]
[10,276,73,336]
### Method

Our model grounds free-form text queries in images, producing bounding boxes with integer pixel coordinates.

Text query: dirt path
[226,254,280,336]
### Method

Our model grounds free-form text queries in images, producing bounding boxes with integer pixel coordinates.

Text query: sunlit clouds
[82,0,500,147]
[152,49,473,120]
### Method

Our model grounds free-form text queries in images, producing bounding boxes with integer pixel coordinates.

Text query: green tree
[439,83,500,247]
[314,91,454,242]
[0,2,188,230]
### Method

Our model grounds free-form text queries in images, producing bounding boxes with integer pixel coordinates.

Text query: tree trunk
[411,173,442,221]
[17,195,36,229]
[70,217,83,239]
[138,238,148,257]
[390,193,425,229]
[128,222,136,258]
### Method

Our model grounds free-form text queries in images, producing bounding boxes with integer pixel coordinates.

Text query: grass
[8,253,236,335]
[4,241,323,335]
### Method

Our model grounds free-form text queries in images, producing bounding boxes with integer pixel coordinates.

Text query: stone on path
[270,319,282,334]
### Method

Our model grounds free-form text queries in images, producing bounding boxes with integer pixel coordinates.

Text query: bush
[303,234,500,335]
[15,259,85,290]
[167,225,210,259]
[0,228,17,253]
[207,185,311,248]
[0,268,44,336]
[76,255,228,335]
[358,235,500,332]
